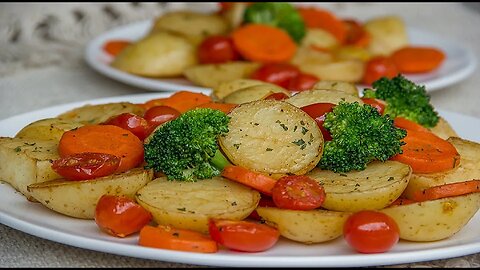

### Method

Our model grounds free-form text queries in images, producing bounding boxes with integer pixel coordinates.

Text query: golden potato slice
[27,168,153,219]
[380,192,480,241]
[219,100,323,176]
[299,60,365,83]
[285,89,363,108]
[333,45,372,62]
[15,118,83,142]
[301,28,339,50]
[311,80,360,97]
[183,62,261,89]
[223,84,290,104]
[307,161,412,212]
[111,32,197,77]
[221,2,249,29]
[213,79,270,100]
[403,137,480,199]
[257,207,351,244]
[364,16,409,56]
[429,117,458,140]
[150,11,229,45]
[136,176,260,233]
[57,102,144,125]
[0,138,61,201]
[290,46,334,68]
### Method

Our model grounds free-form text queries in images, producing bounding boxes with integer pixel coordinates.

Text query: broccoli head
[363,75,439,128]
[144,108,230,181]
[318,102,407,173]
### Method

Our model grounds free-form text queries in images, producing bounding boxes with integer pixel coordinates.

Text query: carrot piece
[390,129,460,174]
[297,7,347,43]
[393,117,430,133]
[58,125,144,173]
[142,91,212,112]
[194,102,237,114]
[231,24,297,63]
[412,180,480,202]
[391,46,445,73]
[138,225,218,253]
[221,165,277,196]
[103,40,131,56]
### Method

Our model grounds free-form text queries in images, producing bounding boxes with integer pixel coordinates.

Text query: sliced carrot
[103,40,131,57]
[142,91,212,112]
[139,225,218,253]
[391,46,445,73]
[390,129,460,174]
[297,7,347,43]
[221,165,277,196]
[231,24,297,63]
[194,102,237,114]
[58,125,144,173]
[393,117,430,133]
[412,180,480,202]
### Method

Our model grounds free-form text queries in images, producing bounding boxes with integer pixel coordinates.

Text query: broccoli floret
[243,2,306,43]
[318,102,407,173]
[144,108,230,181]
[363,75,439,128]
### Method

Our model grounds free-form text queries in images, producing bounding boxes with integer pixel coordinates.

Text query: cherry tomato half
[363,56,398,85]
[51,152,120,181]
[143,105,181,129]
[95,195,152,238]
[103,113,151,141]
[208,219,279,252]
[287,73,319,92]
[343,19,370,47]
[263,92,289,101]
[300,103,336,141]
[271,175,326,210]
[198,36,241,64]
[247,196,276,220]
[361,98,386,115]
[343,210,399,253]
[250,63,301,88]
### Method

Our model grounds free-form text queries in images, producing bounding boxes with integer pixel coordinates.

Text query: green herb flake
[387,177,395,181]
[266,148,273,152]
[292,139,306,147]
[301,126,308,135]
[14,146,21,152]
[177,207,186,212]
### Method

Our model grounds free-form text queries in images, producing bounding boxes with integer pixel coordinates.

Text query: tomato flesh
[198,35,241,64]
[208,219,279,252]
[287,73,319,92]
[271,175,326,210]
[363,56,398,85]
[361,98,386,115]
[247,196,276,220]
[300,103,336,141]
[103,113,151,141]
[250,63,301,88]
[95,195,152,238]
[264,92,289,101]
[143,105,181,129]
[51,152,120,181]
[343,210,399,253]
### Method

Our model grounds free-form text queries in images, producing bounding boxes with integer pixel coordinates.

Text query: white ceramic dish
[1,93,480,267]
[85,19,476,93]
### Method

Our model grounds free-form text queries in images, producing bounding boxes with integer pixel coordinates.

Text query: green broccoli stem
[209,149,231,171]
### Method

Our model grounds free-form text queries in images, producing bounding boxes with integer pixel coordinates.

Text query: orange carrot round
[103,40,131,57]
[231,24,297,63]
[390,129,460,174]
[58,125,144,173]
[412,180,480,202]
[393,117,430,133]
[221,165,277,196]
[391,46,445,73]
[297,7,347,43]
[142,91,212,113]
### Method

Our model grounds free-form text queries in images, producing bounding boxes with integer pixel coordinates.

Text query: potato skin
[256,207,351,244]
[213,79,268,101]
[298,60,365,83]
[183,62,260,89]
[15,118,83,142]
[285,89,363,108]
[57,102,145,125]
[222,84,290,105]
[380,192,480,241]
[135,176,260,233]
[311,80,360,97]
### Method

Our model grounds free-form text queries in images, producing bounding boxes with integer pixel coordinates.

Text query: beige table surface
[1,2,480,268]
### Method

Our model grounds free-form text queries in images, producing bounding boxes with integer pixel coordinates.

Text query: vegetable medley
[105,2,446,90]
[2,74,480,255]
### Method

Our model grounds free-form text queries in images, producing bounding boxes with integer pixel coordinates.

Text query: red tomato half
[271,175,326,210]
[263,92,289,101]
[343,19,370,47]
[343,210,399,253]
[103,113,151,141]
[247,196,276,220]
[143,105,181,129]
[51,152,120,181]
[363,56,398,85]
[361,98,386,115]
[198,36,241,64]
[287,73,319,92]
[300,103,336,141]
[250,63,301,88]
[95,195,152,238]
[208,219,279,252]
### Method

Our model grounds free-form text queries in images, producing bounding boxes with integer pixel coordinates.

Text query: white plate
[85,19,476,93]
[1,93,480,267]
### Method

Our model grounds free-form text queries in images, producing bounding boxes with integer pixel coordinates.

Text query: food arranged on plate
[103,2,446,90]
[1,74,479,254]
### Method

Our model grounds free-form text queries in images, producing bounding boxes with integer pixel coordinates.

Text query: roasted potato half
[256,207,351,244]
[307,161,412,212]
[27,168,153,219]
[364,16,409,56]
[213,79,272,101]
[285,89,363,108]
[380,192,480,241]
[15,118,83,142]
[299,60,365,83]
[183,62,261,89]
[301,28,339,50]
[403,137,480,199]
[57,102,144,125]
[311,80,360,97]
[222,84,290,105]
[135,176,260,233]
[429,117,459,140]
[219,100,323,177]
